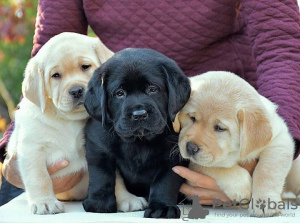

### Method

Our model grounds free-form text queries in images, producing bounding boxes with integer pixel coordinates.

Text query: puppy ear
[84,66,108,125]
[93,38,114,65]
[22,58,46,112]
[238,108,272,159]
[172,113,181,133]
[161,61,191,122]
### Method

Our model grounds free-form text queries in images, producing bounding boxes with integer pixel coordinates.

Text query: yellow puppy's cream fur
[6,32,147,214]
[174,71,297,217]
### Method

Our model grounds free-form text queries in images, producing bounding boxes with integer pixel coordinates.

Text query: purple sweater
[1,0,300,160]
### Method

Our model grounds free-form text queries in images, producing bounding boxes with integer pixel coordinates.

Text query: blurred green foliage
[0,0,96,134]
[0,0,37,129]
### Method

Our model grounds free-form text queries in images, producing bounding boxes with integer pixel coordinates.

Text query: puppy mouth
[120,127,154,138]
[116,124,165,141]
[186,154,214,167]
[133,128,150,137]
[75,101,84,107]
[71,100,87,114]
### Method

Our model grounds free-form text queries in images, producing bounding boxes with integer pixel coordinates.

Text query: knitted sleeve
[241,0,300,157]
[31,0,88,56]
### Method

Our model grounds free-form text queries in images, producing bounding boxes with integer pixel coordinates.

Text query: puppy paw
[249,197,281,217]
[29,198,64,215]
[144,202,180,219]
[217,168,252,203]
[83,198,117,213]
[224,183,252,203]
[117,194,148,212]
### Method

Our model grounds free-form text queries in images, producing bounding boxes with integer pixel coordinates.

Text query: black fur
[83,48,191,218]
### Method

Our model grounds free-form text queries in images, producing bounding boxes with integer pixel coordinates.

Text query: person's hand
[2,152,23,188]
[48,159,85,194]
[172,166,231,205]
[2,153,84,194]
[172,160,258,205]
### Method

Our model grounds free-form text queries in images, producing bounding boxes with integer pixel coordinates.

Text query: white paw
[214,166,252,204]
[220,176,252,203]
[29,198,64,214]
[117,194,148,212]
[249,197,281,217]
[224,183,252,203]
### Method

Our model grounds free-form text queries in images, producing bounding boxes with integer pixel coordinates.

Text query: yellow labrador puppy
[174,71,297,217]
[6,32,147,214]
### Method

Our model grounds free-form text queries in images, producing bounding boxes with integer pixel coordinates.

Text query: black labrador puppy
[83,48,191,218]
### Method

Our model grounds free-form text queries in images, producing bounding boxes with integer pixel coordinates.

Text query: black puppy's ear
[84,66,108,125]
[162,61,191,122]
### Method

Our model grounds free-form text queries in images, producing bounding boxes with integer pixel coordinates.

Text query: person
[1,0,299,206]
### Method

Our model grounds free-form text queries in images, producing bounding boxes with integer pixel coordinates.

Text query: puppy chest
[116,148,167,183]
[117,162,155,196]
[117,158,154,177]
[44,127,85,164]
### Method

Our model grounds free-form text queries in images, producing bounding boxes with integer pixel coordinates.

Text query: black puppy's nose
[132,110,148,121]
[69,86,84,99]
[186,142,200,156]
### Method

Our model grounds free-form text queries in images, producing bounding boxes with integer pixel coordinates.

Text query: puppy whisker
[167,135,179,144]
[108,125,116,137]
[169,145,184,162]
[165,122,171,132]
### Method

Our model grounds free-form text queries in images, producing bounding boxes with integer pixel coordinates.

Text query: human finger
[179,183,230,202]
[47,159,69,175]
[173,166,219,190]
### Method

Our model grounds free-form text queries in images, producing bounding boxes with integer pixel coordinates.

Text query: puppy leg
[285,157,300,204]
[250,145,293,217]
[144,167,183,219]
[82,151,117,213]
[115,170,148,212]
[19,149,64,214]
[194,164,252,203]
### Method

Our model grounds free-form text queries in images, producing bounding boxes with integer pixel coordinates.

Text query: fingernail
[61,160,69,167]
[172,167,180,174]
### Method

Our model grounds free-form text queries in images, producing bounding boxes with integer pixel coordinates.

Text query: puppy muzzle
[115,115,166,141]
[114,102,167,141]
[69,86,85,108]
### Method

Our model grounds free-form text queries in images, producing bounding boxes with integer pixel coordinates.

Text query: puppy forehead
[183,95,237,122]
[107,63,165,91]
[42,48,97,74]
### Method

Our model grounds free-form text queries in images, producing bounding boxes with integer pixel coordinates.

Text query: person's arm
[32,0,88,56]
[3,154,84,194]
[241,0,300,157]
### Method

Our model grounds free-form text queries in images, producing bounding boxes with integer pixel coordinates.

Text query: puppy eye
[190,116,196,122]
[146,85,158,94]
[115,89,126,98]
[214,124,226,132]
[52,73,61,78]
[82,64,91,71]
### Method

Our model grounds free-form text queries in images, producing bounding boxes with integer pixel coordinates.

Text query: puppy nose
[186,142,200,156]
[132,110,148,121]
[69,86,84,99]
